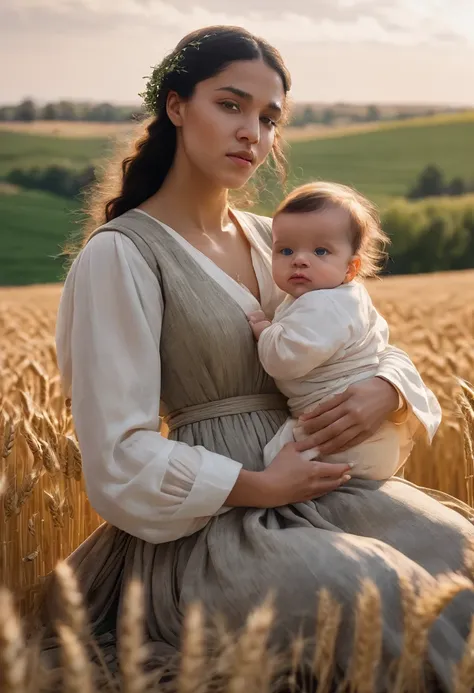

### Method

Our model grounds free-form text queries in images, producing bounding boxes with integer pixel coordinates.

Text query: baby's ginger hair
[274,182,389,278]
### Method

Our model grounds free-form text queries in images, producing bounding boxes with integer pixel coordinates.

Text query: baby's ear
[344,256,361,283]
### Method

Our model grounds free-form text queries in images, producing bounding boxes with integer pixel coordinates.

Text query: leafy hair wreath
[139,35,212,116]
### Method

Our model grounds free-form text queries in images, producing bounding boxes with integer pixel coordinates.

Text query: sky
[1,0,474,106]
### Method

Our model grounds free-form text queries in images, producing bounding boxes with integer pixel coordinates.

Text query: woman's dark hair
[80,25,291,246]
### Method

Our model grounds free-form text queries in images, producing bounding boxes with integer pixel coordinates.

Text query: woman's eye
[314,247,328,256]
[260,116,276,127]
[221,101,240,112]
[281,248,293,256]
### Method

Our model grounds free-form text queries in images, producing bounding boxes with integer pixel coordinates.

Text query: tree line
[0,99,142,123]
[1,99,462,127]
[6,166,96,199]
[407,165,474,200]
[289,105,456,128]
[383,196,474,275]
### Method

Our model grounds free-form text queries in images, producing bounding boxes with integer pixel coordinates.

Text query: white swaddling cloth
[258,282,440,479]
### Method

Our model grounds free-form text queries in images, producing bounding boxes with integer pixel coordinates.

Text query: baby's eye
[280,248,293,256]
[314,247,329,256]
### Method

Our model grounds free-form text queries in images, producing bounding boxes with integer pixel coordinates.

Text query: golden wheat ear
[0,587,27,693]
[395,573,474,693]
[312,588,342,693]
[58,623,94,693]
[228,596,275,693]
[347,579,383,693]
[119,578,149,693]
[54,560,89,640]
[454,614,474,693]
[177,601,207,693]
[457,378,474,507]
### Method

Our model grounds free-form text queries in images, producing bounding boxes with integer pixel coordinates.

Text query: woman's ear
[344,256,361,283]
[166,91,185,127]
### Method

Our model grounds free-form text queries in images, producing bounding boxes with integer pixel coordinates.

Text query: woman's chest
[184,230,261,302]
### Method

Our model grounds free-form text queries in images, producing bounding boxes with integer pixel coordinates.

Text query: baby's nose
[292,253,310,266]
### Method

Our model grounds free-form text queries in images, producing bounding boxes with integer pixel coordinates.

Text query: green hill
[279,113,474,209]
[0,188,80,285]
[0,130,109,177]
[1,112,474,285]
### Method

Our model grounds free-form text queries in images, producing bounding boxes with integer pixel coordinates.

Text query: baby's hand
[248,311,272,340]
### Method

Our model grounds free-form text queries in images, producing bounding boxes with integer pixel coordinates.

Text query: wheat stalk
[452,614,474,693]
[348,579,383,693]
[313,589,342,693]
[58,623,94,693]
[119,579,149,693]
[0,588,27,693]
[54,561,88,639]
[396,573,474,692]
[228,597,275,693]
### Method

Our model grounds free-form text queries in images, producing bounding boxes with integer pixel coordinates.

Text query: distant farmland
[1,111,474,285]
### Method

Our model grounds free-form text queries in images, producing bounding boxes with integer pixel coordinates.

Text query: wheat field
[2,271,474,691]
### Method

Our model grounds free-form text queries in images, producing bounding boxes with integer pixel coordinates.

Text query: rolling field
[284,113,474,206]
[1,111,474,285]
[0,188,79,285]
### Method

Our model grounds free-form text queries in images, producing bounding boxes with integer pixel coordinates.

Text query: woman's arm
[56,232,245,544]
[297,347,441,456]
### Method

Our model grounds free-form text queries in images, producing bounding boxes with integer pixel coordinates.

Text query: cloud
[2,0,473,46]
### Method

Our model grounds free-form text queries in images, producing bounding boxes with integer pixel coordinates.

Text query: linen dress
[40,208,474,691]
[258,281,441,479]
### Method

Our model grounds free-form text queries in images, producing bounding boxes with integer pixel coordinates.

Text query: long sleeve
[56,232,242,544]
[257,291,356,381]
[376,344,441,442]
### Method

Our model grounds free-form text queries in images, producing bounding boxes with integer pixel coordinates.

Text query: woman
[42,25,474,691]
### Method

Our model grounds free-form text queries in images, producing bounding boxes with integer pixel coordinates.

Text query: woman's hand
[261,442,352,506]
[225,443,352,508]
[295,377,400,456]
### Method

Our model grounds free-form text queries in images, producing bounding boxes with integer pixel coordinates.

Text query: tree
[322,108,335,126]
[302,105,315,125]
[0,106,15,121]
[56,101,78,120]
[446,177,466,196]
[407,165,445,199]
[366,105,381,122]
[42,103,58,120]
[87,102,118,122]
[14,99,36,122]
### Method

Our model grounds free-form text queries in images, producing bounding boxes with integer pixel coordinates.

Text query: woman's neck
[140,151,232,237]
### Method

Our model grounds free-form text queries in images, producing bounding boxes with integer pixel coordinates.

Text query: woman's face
[169,59,286,189]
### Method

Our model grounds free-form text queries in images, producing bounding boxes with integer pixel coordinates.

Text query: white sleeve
[376,343,441,443]
[257,292,354,380]
[56,232,242,544]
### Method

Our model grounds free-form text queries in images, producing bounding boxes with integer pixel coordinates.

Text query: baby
[249,182,441,480]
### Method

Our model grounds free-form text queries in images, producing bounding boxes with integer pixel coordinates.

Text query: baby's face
[272,207,355,298]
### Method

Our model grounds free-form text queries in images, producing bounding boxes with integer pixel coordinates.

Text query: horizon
[1,0,474,106]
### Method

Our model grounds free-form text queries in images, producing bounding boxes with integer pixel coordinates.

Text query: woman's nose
[237,117,260,145]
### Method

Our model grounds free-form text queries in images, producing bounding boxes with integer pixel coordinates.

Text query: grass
[1,111,474,285]
[0,130,110,177]
[280,117,474,209]
[0,189,80,285]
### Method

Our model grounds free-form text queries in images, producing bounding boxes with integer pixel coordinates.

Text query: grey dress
[38,210,474,692]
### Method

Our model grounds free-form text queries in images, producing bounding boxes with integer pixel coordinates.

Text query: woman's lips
[226,154,253,168]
